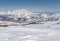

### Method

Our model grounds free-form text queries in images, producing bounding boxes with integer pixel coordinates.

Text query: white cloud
[0,12,6,15]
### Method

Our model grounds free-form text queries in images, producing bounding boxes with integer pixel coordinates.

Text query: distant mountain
[0,9,60,26]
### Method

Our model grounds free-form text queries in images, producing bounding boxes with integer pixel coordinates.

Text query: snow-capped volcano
[13,9,34,15]
[0,9,35,16]
[4,9,36,18]
[7,9,34,15]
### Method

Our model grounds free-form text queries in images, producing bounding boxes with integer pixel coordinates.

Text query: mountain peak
[15,9,33,15]
[0,9,35,17]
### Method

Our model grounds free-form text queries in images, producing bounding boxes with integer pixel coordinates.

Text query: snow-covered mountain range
[0,9,60,26]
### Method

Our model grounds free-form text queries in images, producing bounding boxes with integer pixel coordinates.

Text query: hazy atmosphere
[0,0,60,12]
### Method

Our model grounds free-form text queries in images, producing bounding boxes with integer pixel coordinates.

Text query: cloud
[0,12,6,15]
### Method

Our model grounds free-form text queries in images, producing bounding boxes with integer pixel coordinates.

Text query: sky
[0,0,60,12]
